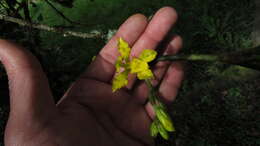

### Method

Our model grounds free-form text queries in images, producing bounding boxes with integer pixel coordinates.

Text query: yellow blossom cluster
[112,38,157,92]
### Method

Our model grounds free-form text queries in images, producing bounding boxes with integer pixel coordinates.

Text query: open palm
[1,7,184,146]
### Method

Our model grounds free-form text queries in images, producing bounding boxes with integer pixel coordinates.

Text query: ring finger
[133,35,183,103]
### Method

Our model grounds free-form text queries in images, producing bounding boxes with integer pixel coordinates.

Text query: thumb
[0,40,56,120]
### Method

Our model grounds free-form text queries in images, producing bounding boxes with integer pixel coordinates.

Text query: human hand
[1,7,184,146]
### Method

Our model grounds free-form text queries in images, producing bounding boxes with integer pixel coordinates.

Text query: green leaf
[37,14,43,21]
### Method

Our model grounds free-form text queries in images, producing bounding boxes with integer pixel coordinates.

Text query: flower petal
[118,38,131,59]
[112,71,129,92]
[130,58,149,73]
[137,69,154,80]
[139,49,157,62]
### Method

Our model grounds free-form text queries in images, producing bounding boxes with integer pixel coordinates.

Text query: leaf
[51,0,74,8]
[37,14,43,21]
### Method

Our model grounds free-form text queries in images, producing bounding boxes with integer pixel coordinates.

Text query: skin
[0,7,184,146]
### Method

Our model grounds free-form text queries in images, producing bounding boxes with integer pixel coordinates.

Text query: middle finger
[125,7,178,90]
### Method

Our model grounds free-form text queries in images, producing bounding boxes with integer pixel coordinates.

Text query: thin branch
[157,54,220,62]
[0,14,105,39]
[23,0,31,22]
[157,46,260,71]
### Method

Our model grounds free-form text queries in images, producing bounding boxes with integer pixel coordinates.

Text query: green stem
[157,51,260,71]
[157,54,220,62]
[145,80,156,104]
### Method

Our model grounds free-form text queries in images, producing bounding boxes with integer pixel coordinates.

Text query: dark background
[0,0,259,145]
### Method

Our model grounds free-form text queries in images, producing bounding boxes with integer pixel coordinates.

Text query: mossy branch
[0,14,105,39]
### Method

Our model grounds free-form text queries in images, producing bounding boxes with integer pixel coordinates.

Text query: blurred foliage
[0,0,259,145]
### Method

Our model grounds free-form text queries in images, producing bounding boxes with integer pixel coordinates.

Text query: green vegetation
[0,0,259,145]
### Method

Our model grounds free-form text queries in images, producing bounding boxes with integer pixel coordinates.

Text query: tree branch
[0,14,105,39]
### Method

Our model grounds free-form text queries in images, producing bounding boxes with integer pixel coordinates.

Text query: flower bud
[150,121,158,137]
[158,122,169,140]
[155,107,175,132]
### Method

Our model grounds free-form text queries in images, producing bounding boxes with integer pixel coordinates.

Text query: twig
[157,47,260,71]
[157,54,220,62]
[23,0,31,22]
[0,14,105,39]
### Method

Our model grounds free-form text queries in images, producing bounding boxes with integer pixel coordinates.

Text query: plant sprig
[112,38,260,141]
[145,80,175,140]
[112,38,175,140]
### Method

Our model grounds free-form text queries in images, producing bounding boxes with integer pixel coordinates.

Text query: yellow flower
[129,58,149,73]
[112,71,128,92]
[130,49,157,80]
[112,38,131,92]
[114,38,131,73]
[112,37,157,92]
[118,38,131,60]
